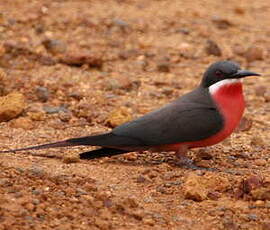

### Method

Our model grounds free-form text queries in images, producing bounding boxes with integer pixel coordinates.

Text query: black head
[201,61,260,88]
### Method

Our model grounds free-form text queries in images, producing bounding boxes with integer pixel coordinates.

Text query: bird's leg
[175,145,194,166]
[175,146,217,171]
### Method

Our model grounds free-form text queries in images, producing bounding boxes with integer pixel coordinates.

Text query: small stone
[124,152,138,161]
[36,87,49,102]
[30,167,45,177]
[32,199,40,205]
[60,52,103,68]
[236,175,263,198]
[157,61,170,73]
[42,38,67,55]
[59,111,72,122]
[112,18,129,28]
[184,172,207,201]
[28,111,46,121]
[244,46,264,62]
[106,107,132,128]
[251,188,270,200]
[178,42,194,58]
[235,116,253,132]
[123,197,138,208]
[118,49,138,60]
[0,92,26,122]
[254,159,267,167]
[94,217,111,230]
[76,188,88,196]
[255,85,267,97]
[233,44,246,56]
[250,135,264,146]
[32,189,41,195]
[0,68,7,82]
[63,152,80,164]
[73,102,95,122]
[105,76,140,91]
[205,40,222,56]
[207,191,221,200]
[262,222,270,230]
[0,178,11,187]
[197,149,213,160]
[175,28,190,34]
[222,218,238,230]
[136,175,148,183]
[263,90,270,102]
[234,7,245,15]
[246,175,263,191]
[247,214,257,221]
[143,217,155,226]
[10,117,34,130]
[43,105,68,114]
[212,16,233,29]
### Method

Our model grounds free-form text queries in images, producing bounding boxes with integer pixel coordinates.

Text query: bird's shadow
[7,150,220,171]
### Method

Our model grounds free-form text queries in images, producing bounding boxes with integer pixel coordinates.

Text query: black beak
[232,69,261,78]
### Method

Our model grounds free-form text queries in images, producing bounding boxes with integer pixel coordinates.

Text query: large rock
[184,173,207,201]
[0,92,26,122]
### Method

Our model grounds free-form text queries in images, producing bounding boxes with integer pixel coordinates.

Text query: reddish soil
[0,0,270,229]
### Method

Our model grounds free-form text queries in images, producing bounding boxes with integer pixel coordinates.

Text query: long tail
[0,132,142,159]
[0,133,118,153]
[79,148,129,159]
[0,140,76,153]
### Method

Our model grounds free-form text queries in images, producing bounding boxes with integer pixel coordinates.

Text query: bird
[0,61,260,167]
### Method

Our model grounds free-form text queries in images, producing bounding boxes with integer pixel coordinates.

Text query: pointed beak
[232,69,261,78]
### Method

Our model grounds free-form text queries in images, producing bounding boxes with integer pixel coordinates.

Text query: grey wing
[112,102,223,147]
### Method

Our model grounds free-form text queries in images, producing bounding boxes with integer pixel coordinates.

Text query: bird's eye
[215,70,223,77]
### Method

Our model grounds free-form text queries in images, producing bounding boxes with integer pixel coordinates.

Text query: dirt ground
[0,0,270,229]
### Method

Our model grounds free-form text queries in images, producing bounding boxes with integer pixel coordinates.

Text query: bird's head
[201,61,260,88]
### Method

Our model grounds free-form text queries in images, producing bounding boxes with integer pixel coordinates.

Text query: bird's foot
[175,155,218,171]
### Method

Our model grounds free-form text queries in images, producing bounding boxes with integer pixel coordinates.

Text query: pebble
[30,167,45,177]
[254,159,267,166]
[63,152,80,164]
[263,90,270,102]
[244,46,264,62]
[76,188,88,196]
[60,52,103,68]
[205,40,222,56]
[251,188,270,200]
[235,116,253,132]
[73,102,95,122]
[106,107,132,128]
[212,16,233,29]
[112,18,129,28]
[43,105,68,114]
[233,44,246,56]
[105,75,140,91]
[36,86,49,102]
[59,111,72,122]
[136,175,148,183]
[250,135,265,146]
[0,92,26,122]
[42,38,67,55]
[262,222,270,230]
[28,111,46,121]
[247,214,258,221]
[10,117,34,130]
[184,172,207,201]
[157,61,170,73]
[255,85,267,97]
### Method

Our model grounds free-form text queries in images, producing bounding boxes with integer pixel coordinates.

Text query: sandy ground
[0,0,270,229]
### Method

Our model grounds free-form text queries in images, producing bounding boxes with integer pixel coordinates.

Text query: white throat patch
[209,79,240,95]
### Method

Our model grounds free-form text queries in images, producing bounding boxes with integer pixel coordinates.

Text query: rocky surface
[0,0,269,229]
